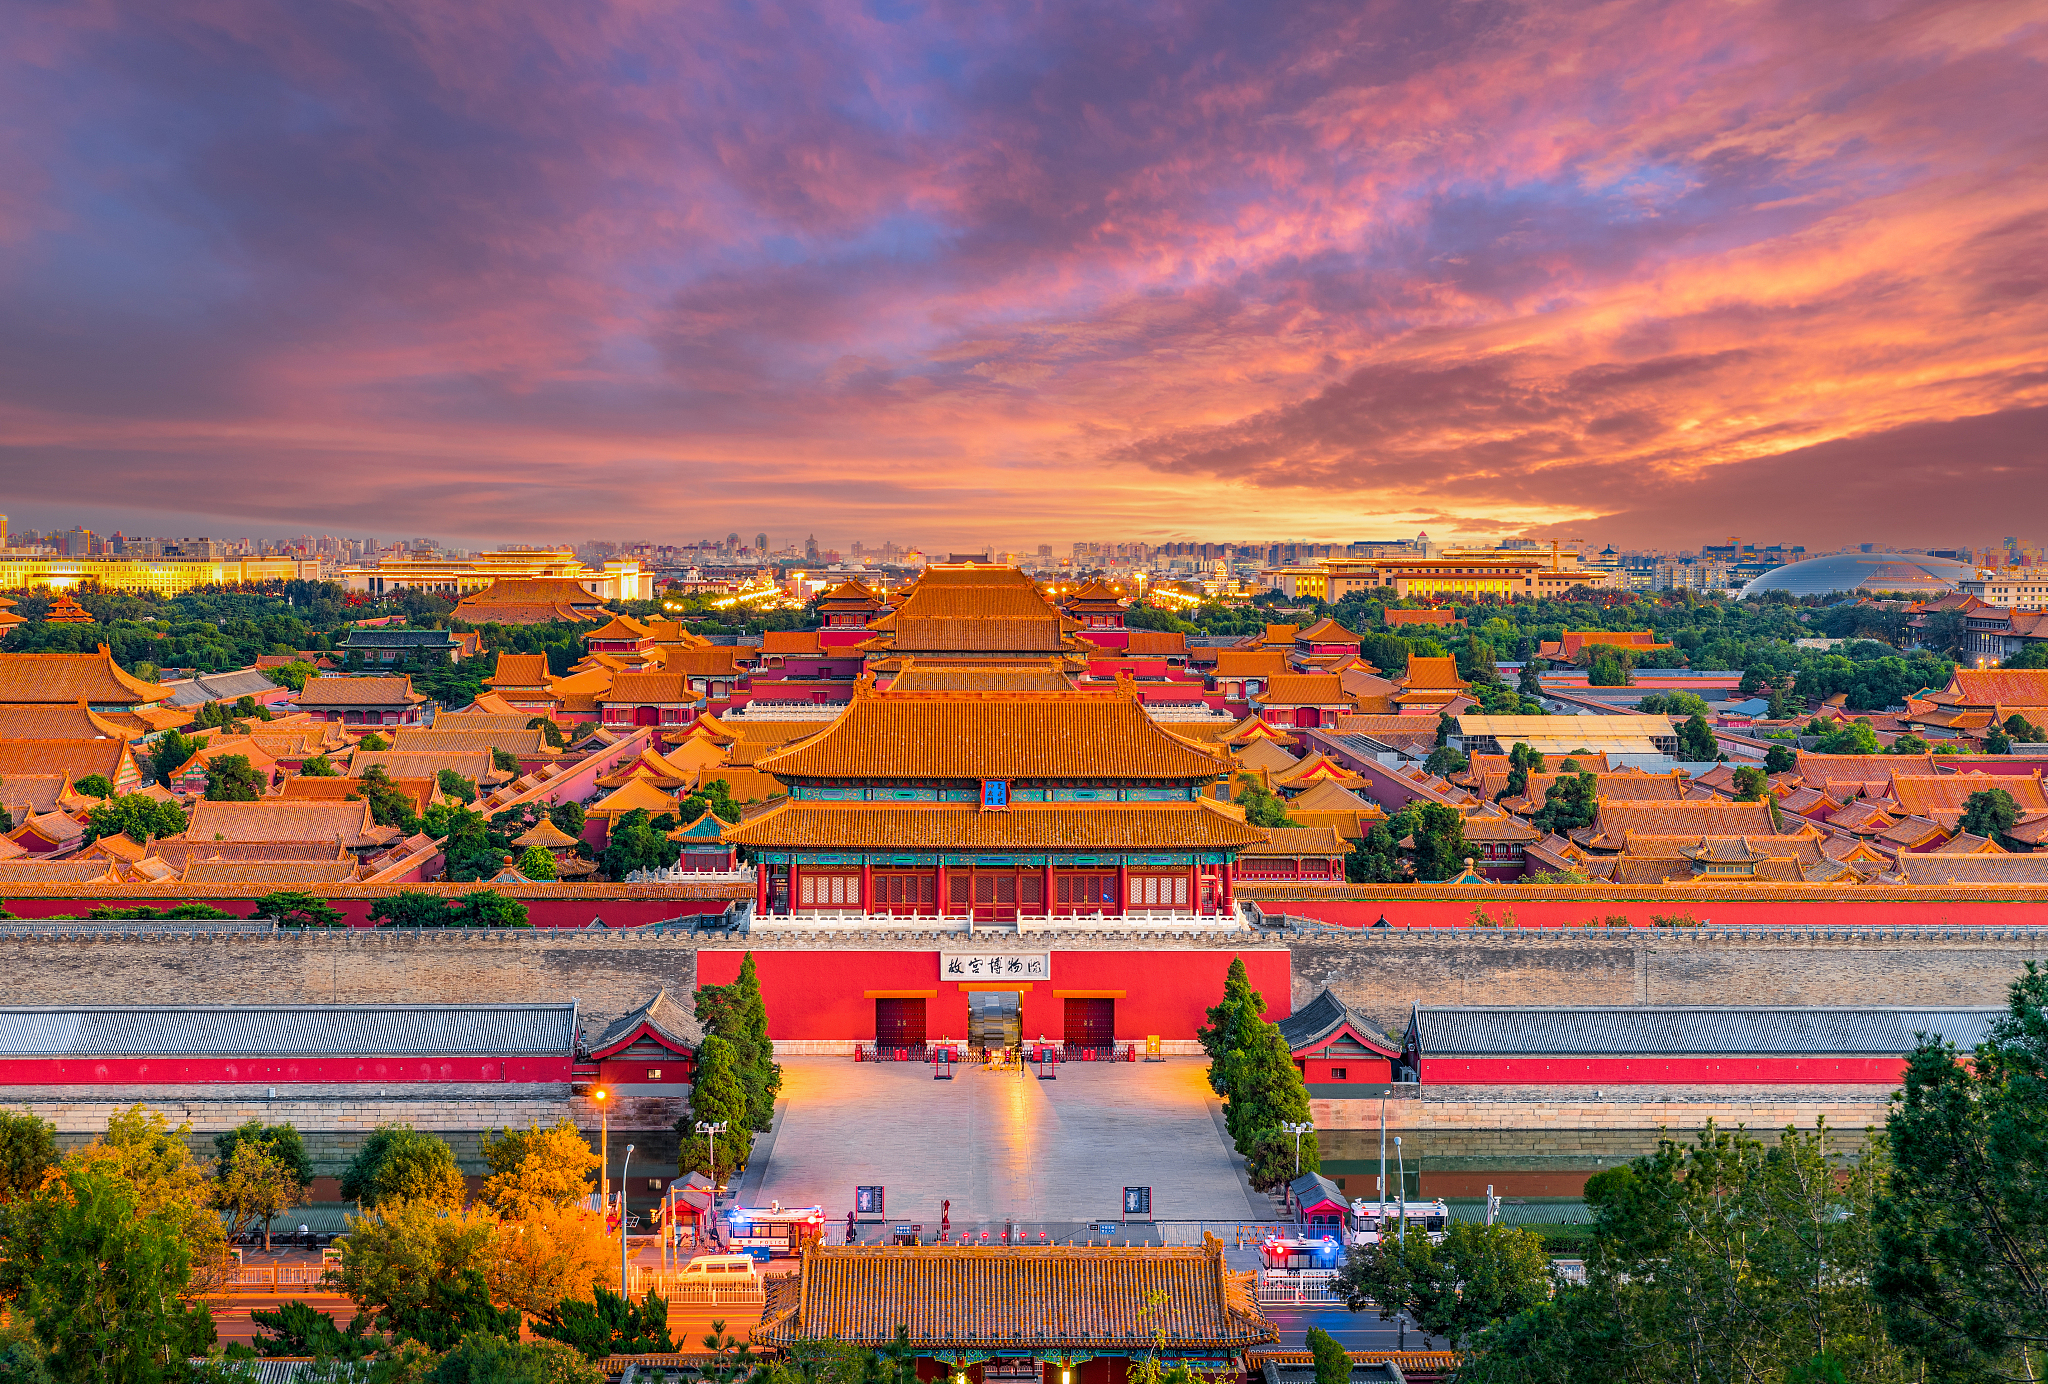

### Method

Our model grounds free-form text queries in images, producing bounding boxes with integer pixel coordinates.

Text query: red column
[1221,860,1234,906]
[1190,862,1202,914]
[1042,860,1055,916]
[756,861,770,914]
[1115,859,1129,916]
[789,863,801,913]
[860,860,874,916]
[935,861,949,918]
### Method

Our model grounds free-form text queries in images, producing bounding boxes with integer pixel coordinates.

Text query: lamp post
[696,1120,729,1193]
[620,1144,635,1296]
[1395,1137,1407,1247]
[594,1089,609,1209]
[1282,1120,1313,1177]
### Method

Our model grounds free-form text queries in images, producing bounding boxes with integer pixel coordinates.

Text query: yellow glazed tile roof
[721,799,1266,849]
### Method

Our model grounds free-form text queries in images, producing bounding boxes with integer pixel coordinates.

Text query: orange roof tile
[296,676,425,707]
[1932,668,2048,708]
[0,738,137,785]
[889,660,1074,693]
[1401,657,1468,691]
[1255,673,1349,705]
[586,614,654,641]
[0,646,169,705]
[1211,651,1291,677]
[451,578,614,626]
[0,701,143,741]
[760,630,824,655]
[587,776,680,817]
[180,798,385,847]
[723,799,1265,850]
[1296,618,1359,644]
[604,671,696,705]
[757,693,1224,780]
[1240,826,1347,856]
[279,775,436,816]
[1892,772,2048,816]
[350,750,495,783]
[486,653,554,690]
[183,860,364,884]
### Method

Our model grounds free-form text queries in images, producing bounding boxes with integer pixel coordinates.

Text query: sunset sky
[3,0,2043,552]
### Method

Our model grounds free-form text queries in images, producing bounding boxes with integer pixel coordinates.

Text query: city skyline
[3,1,2043,548]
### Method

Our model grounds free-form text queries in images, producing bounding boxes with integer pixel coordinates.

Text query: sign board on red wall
[941,952,1049,980]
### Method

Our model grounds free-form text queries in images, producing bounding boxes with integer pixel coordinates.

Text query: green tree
[435,768,478,804]
[598,808,681,879]
[332,1201,508,1348]
[1345,820,1406,884]
[203,753,265,801]
[1984,725,2013,755]
[299,753,339,777]
[1407,803,1472,881]
[431,1332,603,1384]
[1517,659,1546,699]
[1765,744,1798,775]
[1588,650,1633,686]
[246,1298,380,1360]
[1338,1220,1552,1350]
[1677,712,1720,761]
[1958,788,2026,850]
[518,845,558,880]
[678,777,744,823]
[1306,1326,1349,1384]
[1732,765,1769,802]
[213,1120,313,1193]
[215,1140,307,1252]
[548,801,586,839]
[1231,774,1297,829]
[675,1035,754,1179]
[527,717,567,750]
[146,729,201,786]
[249,890,345,927]
[491,748,521,774]
[1197,957,1261,1079]
[358,732,389,752]
[265,661,318,693]
[445,889,531,928]
[353,766,422,833]
[71,774,114,801]
[338,1126,466,1211]
[1423,745,1468,777]
[1874,964,2048,1380]
[2005,712,2045,743]
[1496,742,1543,803]
[18,1166,216,1383]
[82,793,188,846]
[1211,991,1316,1188]
[1886,733,1931,756]
[368,890,452,928]
[0,1111,57,1210]
[1815,718,1882,755]
[532,1287,677,1360]
[693,953,780,1133]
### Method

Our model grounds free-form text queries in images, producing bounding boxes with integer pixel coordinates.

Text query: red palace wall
[0,1056,573,1086]
[1422,1057,1913,1085]
[1256,894,2048,929]
[697,948,1292,1041]
[0,893,736,928]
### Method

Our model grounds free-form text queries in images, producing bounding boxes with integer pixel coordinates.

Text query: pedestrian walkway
[752,1056,1262,1228]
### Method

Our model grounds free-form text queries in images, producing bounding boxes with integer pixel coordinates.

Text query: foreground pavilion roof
[753,1242,1276,1356]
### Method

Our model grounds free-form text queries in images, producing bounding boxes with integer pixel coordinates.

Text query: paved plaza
[750,1056,1266,1231]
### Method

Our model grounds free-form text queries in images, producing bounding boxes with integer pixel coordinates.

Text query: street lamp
[620,1144,636,1296]
[696,1120,729,1192]
[594,1089,609,1208]
[1282,1120,1314,1176]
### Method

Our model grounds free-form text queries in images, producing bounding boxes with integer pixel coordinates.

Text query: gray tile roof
[0,1003,578,1059]
[1277,988,1399,1057]
[1414,1006,2001,1057]
[339,628,463,648]
[589,988,704,1055]
[162,668,285,708]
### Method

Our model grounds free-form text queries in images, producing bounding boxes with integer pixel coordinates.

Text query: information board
[1123,1186,1153,1219]
[855,1185,885,1218]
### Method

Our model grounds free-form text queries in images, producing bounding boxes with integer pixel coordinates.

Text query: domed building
[1740,552,1984,599]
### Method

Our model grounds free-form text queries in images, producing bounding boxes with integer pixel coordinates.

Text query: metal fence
[1254,1270,1349,1307]
[622,1267,767,1305]
[221,1263,332,1293]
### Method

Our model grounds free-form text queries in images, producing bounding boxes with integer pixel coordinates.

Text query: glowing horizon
[2,0,2043,553]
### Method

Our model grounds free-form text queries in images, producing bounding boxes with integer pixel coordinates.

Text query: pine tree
[694,953,782,1133]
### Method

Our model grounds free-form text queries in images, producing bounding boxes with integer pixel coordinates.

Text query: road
[1263,1307,1450,1353]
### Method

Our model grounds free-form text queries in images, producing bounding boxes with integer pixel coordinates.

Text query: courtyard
[748,1056,1268,1234]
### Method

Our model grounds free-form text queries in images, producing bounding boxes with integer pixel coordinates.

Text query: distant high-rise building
[1037,544,1053,558]
[0,515,8,549]
[755,532,768,554]
[726,531,740,553]
[805,534,819,561]
[63,527,95,557]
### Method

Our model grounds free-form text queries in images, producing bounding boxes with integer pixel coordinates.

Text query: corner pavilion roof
[753,1243,1276,1354]
[755,691,1227,781]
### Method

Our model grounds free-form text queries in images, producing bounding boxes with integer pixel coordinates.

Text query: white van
[679,1254,763,1286]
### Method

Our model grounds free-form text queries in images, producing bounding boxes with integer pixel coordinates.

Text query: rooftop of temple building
[754,688,1228,781]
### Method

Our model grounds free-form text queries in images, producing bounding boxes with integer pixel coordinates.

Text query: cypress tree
[1198,956,1261,1089]
[675,1035,754,1178]
[695,953,782,1133]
